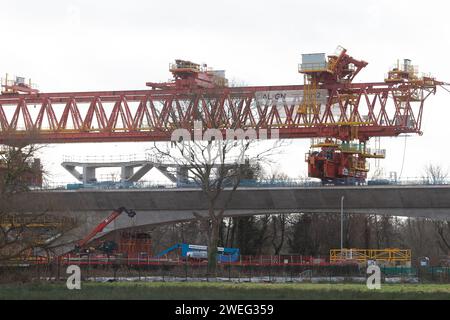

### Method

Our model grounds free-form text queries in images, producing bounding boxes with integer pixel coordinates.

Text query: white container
[15,76,26,85]
[301,53,327,71]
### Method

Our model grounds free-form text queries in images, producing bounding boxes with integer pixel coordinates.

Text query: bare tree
[433,221,450,254]
[151,137,283,275]
[265,171,290,255]
[149,80,286,274]
[271,214,287,255]
[0,144,77,263]
[421,164,450,257]
[422,164,448,185]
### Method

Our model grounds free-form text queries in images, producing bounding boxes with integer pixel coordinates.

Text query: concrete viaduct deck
[8,185,450,223]
[5,185,449,250]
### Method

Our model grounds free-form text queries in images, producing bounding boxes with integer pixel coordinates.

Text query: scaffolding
[330,248,411,266]
[0,214,76,229]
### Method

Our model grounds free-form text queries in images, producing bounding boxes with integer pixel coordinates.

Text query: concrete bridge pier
[83,166,96,183]
[176,167,189,184]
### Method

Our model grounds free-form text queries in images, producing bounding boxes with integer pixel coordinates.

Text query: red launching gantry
[0,47,447,184]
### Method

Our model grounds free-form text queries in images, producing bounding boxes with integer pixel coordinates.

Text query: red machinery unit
[1,74,39,95]
[75,207,136,253]
[306,138,385,185]
[72,207,153,258]
[146,59,228,89]
[117,231,152,257]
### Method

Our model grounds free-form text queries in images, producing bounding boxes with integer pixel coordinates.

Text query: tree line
[151,213,450,266]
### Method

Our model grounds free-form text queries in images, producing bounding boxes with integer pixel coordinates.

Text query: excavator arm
[76,207,136,249]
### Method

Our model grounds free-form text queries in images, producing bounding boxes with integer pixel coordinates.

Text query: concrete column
[176,166,189,184]
[121,166,134,181]
[83,166,97,184]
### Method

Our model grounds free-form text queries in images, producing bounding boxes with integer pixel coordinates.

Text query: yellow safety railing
[330,248,411,264]
[351,161,369,172]
[298,62,329,73]
[310,138,339,148]
[340,142,364,154]
[362,148,386,159]
[0,215,76,229]
[169,61,202,72]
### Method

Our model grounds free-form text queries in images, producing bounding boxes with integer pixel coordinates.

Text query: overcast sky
[1,0,450,183]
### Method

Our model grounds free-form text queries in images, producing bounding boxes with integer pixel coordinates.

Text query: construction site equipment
[117,231,152,257]
[0,46,446,183]
[146,59,228,89]
[300,48,438,184]
[330,248,412,266]
[1,74,39,94]
[306,138,386,184]
[155,243,240,263]
[75,207,136,253]
[0,47,442,144]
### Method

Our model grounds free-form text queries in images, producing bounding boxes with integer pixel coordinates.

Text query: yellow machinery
[330,248,411,266]
[0,214,76,249]
[0,214,76,229]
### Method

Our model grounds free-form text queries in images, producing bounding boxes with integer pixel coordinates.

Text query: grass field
[0,281,449,300]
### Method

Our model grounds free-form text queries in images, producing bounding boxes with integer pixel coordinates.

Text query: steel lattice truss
[0,81,437,144]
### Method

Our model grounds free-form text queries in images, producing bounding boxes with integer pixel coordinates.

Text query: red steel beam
[0,82,437,144]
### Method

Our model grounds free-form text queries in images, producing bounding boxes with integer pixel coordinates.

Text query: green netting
[381,267,417,275]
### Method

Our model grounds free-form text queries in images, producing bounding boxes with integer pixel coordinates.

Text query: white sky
[1,0,450,183]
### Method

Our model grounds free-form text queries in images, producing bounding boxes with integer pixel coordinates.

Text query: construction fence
[1,262,449,284]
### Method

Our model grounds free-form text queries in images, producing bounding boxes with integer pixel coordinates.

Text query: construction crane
[0,46,447,183]
[75,207,136,254]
